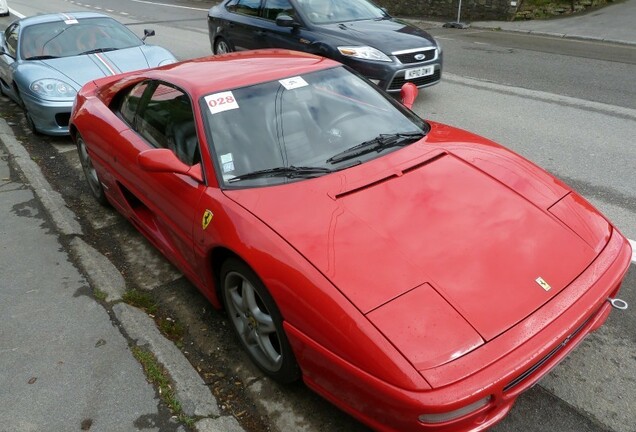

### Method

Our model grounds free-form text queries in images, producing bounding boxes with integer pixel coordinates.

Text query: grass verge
[131,346,196,427]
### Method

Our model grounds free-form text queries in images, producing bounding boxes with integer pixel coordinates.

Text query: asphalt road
[1,0,635,431]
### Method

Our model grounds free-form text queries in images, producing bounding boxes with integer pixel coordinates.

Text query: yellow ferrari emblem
[535,277,551,291]
[202,210,213,230]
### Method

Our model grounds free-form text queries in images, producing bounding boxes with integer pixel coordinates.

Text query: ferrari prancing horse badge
[202,210,213,230]
[535,277,551,291]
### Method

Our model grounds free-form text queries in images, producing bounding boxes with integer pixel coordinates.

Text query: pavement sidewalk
[412,0,636,46]
[0,130,178,431]
[0,114,240,432]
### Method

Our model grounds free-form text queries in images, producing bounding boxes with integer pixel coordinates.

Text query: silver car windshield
[296,0,385,24]
[202,66,428,187]
[20,17,143,60]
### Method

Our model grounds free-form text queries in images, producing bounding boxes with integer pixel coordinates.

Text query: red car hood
[225,128,607,368]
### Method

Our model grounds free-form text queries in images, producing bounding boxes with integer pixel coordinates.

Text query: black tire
[220,258,300,383]
[23,106,38,134]
[76,132,108,206]
[214,37,233,55]
[14,87,38,135]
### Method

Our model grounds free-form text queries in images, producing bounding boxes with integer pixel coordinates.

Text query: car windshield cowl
[227,165,335,183]
[326,131,426,164]
[25,55,60,60]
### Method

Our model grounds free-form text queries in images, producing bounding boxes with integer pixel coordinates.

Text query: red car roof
[145,49,339,97]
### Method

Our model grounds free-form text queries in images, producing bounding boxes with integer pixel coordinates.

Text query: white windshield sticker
[279,76,308,90]
[220,153,235,173]
[205,91,239,114]
[222,161,235,173]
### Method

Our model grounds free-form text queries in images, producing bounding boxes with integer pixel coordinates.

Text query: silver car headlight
[30,79,77,99]
[337,46,392,62]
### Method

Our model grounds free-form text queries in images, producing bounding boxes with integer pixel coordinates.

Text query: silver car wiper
[227,166,334,183]
[326,131,425,164]
[79,47,119,55]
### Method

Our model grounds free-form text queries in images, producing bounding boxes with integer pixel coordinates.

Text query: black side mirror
[276,15,295,28]
[0,44,13,60]
[142,29,156,41]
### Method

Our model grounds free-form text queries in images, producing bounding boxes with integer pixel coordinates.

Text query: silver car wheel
[224,270,282,372]
[220,258,300,383]
[215,38,232,55]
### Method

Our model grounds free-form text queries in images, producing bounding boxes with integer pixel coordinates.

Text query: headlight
[30,79,76,99]
[435,39,443,55]
[337,46,392,62]
[418,396,491,424]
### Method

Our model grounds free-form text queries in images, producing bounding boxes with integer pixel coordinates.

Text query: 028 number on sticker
[205,91,239,114]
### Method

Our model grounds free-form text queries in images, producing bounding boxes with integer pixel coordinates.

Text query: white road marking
[8,8,26,19]
[629,239,636,264]
[130,0,208,11]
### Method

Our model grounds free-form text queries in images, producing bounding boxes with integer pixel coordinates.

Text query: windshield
[20,17,142,60]
[202,66,428,187]
[296,0,385,24]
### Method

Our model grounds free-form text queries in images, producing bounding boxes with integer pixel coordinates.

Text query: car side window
[229,0,262,17]
[119,81,151,126]
[262,0,296,20]
[4,23,18,58]
[136,83,200,166]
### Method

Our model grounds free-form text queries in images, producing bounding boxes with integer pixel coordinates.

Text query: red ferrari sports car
[69,50,631,432]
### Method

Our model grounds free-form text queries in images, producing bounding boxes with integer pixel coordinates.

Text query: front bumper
[21,92,73,136]
[286,229,632,431]
[341,48,443,93]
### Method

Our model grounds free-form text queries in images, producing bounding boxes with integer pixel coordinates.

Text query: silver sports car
[0,12,176,135]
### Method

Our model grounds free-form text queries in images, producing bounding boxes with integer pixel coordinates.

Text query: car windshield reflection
[20,17,143,60]
[296,0,386,24]
[202,66,428,187]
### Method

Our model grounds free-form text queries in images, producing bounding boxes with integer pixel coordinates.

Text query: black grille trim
[503,315,592,393]
[394,48,437,64]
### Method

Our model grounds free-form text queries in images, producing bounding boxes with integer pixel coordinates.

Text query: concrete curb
[195,416,245,432]
[113,303,221,418]
[70,237,127,302]
[470,25,636,47]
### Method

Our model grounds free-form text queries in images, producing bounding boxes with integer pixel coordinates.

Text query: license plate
[405,66,434,80]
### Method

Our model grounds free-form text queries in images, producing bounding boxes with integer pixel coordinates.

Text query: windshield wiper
[326,131,425,164]
[25,55,60,60]
[79,47,119,55]
[228,166,334,183]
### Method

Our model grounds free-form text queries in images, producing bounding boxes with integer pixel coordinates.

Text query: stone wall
[513,0,612,20]
[374,0,517,21]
